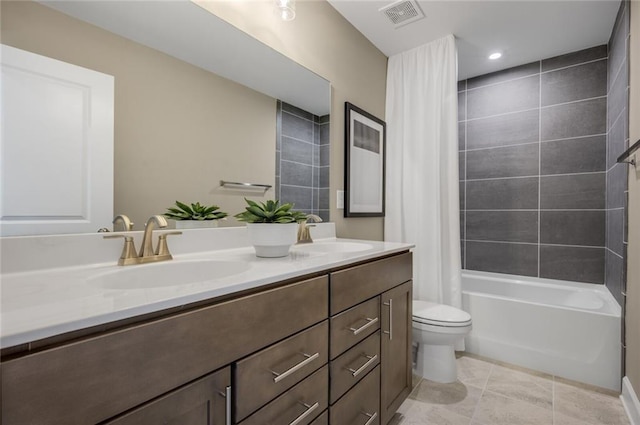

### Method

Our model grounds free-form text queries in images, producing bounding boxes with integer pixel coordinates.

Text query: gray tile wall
[459,45,609,284]
[276,101,330,221]
[606,0,630,306]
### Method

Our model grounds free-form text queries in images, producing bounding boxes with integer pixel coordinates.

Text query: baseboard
[622,377,640,425]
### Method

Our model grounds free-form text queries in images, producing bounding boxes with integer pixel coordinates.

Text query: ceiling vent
[379,0,425,28]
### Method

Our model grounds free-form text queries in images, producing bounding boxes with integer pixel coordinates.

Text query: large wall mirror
[0,0,330,236]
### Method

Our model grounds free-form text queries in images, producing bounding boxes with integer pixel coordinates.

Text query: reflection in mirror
[276,102,330,222]
[0,0,330,236]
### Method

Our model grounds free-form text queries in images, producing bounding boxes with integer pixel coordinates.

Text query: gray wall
[606,0,630,306]
[458,46,609,283]
[276,101,330,221]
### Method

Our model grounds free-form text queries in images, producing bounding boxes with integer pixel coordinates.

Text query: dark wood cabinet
[380,280,412,425]
[1,251,411,425]
[104,367,231,425]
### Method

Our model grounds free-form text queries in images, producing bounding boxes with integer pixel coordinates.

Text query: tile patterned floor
[390,354,631,425]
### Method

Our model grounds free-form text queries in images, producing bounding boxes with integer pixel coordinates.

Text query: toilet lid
[412,300,472,327]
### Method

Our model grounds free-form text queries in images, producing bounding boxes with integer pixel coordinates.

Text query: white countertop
[1,227,412,349]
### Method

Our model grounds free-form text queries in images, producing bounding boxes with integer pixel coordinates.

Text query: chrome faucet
[104,215,181,266]
[113,214,134,232]
[297,214,323,244]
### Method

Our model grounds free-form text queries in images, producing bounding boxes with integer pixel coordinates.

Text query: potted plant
[164,201,228,229]
[235,199,307,257]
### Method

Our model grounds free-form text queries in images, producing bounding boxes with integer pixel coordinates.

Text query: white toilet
[412,300,472,383]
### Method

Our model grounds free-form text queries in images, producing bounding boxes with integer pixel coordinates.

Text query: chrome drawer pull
[271,352,320,383]
[361,411,378,425]
[225,386,232,425]
[383,299,393,340]
[349,317,379,335]
[289,401,319,425]
[347,354,378,377]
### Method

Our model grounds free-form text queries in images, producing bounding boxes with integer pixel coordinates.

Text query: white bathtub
[461,270,621,390]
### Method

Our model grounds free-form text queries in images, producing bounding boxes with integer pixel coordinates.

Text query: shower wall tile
[281,137,313,165]
[280,185,312,210]
[458,91,466,121]
[605,250,625,305]
[607,112,627,169]
[540,136,606,175]
[466,109,539,150]
[459,152,466,180]
[540,97,607,141]
[277,102,330,217]
[467,61,539,89]
[319,189,329,211]
[608,64,628,129]
[541,59,607,106]
[467,75,539,119]
[607,208,625,256]
[282,111,314,141]
[466,178,538,210]
[541,45,607,72]
[459,46,609,285]
[320,166,330,188]
[605,0,630,305]
[540,245,605,284]
[540,173,605,210]
[606,164,627,209]
[608,2,629,89]
[466,143,539,179]
[466,241,538,277]
[283,102,314,121]
[281,161,312,187]
[466,211,538,243]
[540,211,605,246]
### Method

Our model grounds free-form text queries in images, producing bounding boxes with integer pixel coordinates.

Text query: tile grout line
[465,84,468,270]
[468,362,493,425]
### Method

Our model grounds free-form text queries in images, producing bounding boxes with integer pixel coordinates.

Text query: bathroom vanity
[0,229,412,425]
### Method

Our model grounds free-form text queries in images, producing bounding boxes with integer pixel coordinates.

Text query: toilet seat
[412,300,471,328]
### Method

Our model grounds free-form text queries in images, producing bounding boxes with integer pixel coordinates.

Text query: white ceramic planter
[246,223,297,258]
[174,220,220,229]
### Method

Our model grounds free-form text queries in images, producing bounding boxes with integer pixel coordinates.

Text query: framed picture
[344,102,386,217]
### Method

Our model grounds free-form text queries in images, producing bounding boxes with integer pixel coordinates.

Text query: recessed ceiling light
[489,52,502,60]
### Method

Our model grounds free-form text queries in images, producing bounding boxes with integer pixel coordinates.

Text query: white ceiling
[327,0,621,80]
[39,0,331,115]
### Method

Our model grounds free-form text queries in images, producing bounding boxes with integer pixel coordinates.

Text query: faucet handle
[156,231,182,257]
[103,234,139,265]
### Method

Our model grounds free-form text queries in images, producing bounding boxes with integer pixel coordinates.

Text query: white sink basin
[293,241,373,254]
[90,259,250,289]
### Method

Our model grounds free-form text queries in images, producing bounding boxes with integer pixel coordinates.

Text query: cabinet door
[104,367,231,425]
[380,281,412,425]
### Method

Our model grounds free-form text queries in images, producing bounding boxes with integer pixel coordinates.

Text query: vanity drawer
[329,366,380,425]
[330,331,380,404]
[240,365,329,425]
[2,276,328,425]
[235,320,328,421]
[330,297,380,359]
[330,252,412,315]
[310,410,328,425]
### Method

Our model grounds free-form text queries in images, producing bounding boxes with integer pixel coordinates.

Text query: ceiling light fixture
[275,0,296,21]
[488,52,502,60]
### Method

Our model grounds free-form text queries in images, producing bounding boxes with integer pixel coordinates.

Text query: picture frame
[344,102,386,217]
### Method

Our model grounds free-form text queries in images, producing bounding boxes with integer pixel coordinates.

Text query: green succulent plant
[234,199,307,224]
[164,201,228,221]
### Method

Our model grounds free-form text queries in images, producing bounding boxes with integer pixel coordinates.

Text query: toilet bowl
[412,300,472,383]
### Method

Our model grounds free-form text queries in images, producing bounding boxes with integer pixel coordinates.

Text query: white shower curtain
[384,34,461,309]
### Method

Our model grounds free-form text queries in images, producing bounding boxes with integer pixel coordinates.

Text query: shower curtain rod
[617,139,640,166]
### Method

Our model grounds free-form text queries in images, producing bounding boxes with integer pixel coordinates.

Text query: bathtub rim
[460,269,621,317]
